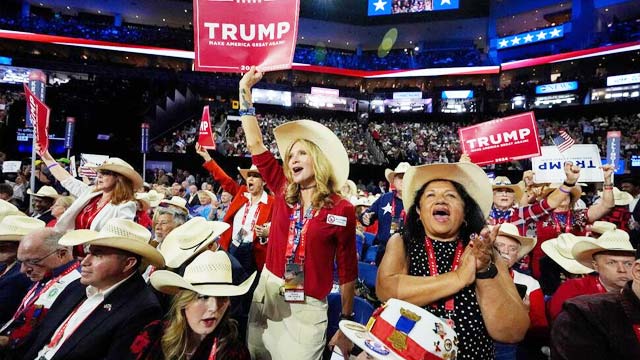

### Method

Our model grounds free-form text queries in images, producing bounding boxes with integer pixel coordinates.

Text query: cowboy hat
[197,190,217,202]
[590,221,617,236]
[58,218,164,268]
[402,162,492,218]
[135,190,165,208]
[238,164,262,181]
[340,298,458,360]
[491,176,523,203]
[0,200,24,222]
[496,223,537,260]
[159,217,230,269]
[0,215,45,241]
[343,179,358,196]
[597,187,634,206]
[89,157,143,190]
[26,186,59,199]
[273,120,349,190]
[150,250,256,297]
[385,162,411,185]
[572,229,635,269]
[541,233,594,275]
[159,196,189,214]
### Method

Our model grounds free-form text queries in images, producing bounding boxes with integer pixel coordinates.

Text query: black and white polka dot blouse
[407,237,494,360]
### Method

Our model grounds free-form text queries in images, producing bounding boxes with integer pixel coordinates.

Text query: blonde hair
[55,195,75,209]
[283,139,338,209]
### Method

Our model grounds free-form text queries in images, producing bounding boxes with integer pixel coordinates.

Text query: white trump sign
[531,145,604,183]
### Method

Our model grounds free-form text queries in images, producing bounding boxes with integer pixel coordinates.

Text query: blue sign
[606,131,622,173]
[368,0,459,16]
[140,123,150,154]
[535,81,579,95]
[496,24,565,50]
[64,117,75,149]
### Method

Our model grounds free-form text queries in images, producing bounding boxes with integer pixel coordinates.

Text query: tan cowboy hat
[135,190,165,208]
[197,190,217,202]
[385,162,411,184]
[597,187,634,206]
[590,221,617,235]
[343,179,357,196]
[572,229,635,269]
[159,217,230,269]
[0,200,24,222]
[58,218,164,268]
[26,186,59,199]
[159,196,189,214]
[90,157,143,190]
[496,223,537,260]
[0,215,45,241]
[491,176,523,203]
[541,233,594,275]
[151,250,256,297]
[273,120,349,190]
[238,164,262,181]
[402,162,492,218]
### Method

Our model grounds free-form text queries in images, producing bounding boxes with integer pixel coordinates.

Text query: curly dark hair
[402,180,485,251]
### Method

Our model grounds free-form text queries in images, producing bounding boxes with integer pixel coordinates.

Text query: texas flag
[368,0,391,16]
[433,0,460,11]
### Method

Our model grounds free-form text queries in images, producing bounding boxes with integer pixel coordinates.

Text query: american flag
[553,131,575,152]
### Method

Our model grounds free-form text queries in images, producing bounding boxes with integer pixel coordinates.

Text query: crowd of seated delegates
[151,119,198,154]
[0,90,24,125]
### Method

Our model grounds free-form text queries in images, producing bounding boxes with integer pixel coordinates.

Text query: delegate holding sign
[193,0,300,73]
[458,112,541,166]
[531,145,604,183]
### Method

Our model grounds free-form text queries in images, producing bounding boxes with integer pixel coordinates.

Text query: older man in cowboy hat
[151,199,189,248]
[547,229,636,321]
[0,225,79,353]
[23,218,164,360]
[360,162,410,265]
[551,246,640,359]
[27,185,59,224]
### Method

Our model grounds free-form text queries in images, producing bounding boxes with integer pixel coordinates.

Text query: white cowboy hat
[273,120,349,190]
[402,162,492,218]
[597,187,634,206]
[496,223,537,260]
[351,196,372,208]
[237,164,262,181]
[343,179,358,196]
[589,221,617,235]
[385,162,411,185]
[197,190,217,202]
[135,190,165,208]
[0,200,24,222]
[26,186,59,199]
[159,217,230,269]
[151,250,256,297]
[491,176,523,203]
[0,215,45,241]
[159,196,189,214]
[541,233,594,275]
[572,229,635,269]
[340,298,458,360]
[58,218,164,268]
[89,157,143,190]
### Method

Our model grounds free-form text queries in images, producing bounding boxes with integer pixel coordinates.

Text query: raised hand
[239,66,263,90]
[563,161,580,184]
[195,143,212,162]
[472,225,498,273]
[601,164,614,184]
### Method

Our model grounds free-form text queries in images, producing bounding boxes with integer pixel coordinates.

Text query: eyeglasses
[20,249,61,267]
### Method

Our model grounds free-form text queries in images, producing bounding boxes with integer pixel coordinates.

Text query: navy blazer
[21,273,161,360]
[0,263,32,324]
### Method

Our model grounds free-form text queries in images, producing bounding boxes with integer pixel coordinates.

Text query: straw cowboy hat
[491,176,523,203]
[151,250,256,297]
[197,190,217,202]
[273,120,349,190]
[159,196,189,214]
[238,164,261,181]
[343,179,357,195]
[0,200,24,222]
[541,233,594,275]
[58,218,164,268]
[572,229,635,269]
[496,223,537,260]
[0,215,45,241]
[159,217,230,269]
[589,221,617,236]
[402,162,492,218]
[135,190,165,209]
[89,157,143,190]
[385,162,411,185]
[340,298,458,360]
[597,187,634,206]
[26,186,59,199]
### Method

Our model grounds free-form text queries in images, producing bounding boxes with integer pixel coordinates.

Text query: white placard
[531,145,604,183]
[2,161,21,173]
[70,155,77,178]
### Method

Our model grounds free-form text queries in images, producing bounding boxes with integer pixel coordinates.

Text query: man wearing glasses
[0,227,80,354]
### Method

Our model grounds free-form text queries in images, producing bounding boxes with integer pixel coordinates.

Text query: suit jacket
[203,160,273,270]
[0,263,32,324]
[21,273,161,360]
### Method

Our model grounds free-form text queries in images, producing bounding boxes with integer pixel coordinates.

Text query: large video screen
[368,0,460,16]
[385,98,433,113]
[252,88,292,107]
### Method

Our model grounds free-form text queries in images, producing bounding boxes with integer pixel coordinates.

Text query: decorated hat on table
[339,298,458,360]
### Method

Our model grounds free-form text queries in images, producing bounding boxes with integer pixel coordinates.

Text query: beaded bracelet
[603,185,614,190]
[559,186,571,194]
[47,163,59,170]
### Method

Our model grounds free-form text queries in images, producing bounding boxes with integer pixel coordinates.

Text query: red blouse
[74,195,107,230]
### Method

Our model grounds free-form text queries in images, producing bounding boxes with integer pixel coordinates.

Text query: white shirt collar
[85,272,136,299]
[244,191,268,205]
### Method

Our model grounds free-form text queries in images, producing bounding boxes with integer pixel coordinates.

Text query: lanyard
[12,262,80,322]
[424,237,464,312]
[390,195,406,221]
[552,211,572,235]
[240,200,260,232]
[47,296,97,349]
[207,337,219,360]
[285,203,314,264]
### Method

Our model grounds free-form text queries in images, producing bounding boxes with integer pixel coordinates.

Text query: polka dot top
[407,237,494,359]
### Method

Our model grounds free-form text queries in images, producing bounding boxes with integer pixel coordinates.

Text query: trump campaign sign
[531,145,604,183]
[458,112,541,166]
[24,83,50,156]
[193,0,300,73]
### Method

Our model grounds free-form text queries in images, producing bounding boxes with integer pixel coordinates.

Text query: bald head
[18,228,73,282]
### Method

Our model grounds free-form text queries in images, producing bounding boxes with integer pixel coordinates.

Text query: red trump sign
[24,83,50,156]
[458,112,541,166]
[193,0,300,73]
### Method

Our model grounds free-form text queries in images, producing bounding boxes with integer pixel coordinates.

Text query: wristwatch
[476,262,498,279]
[339,312,355,321]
